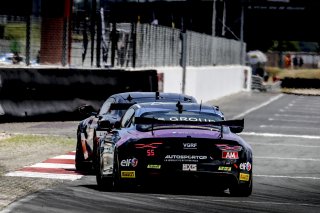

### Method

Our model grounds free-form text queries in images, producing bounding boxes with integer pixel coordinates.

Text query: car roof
[110,92,197,103]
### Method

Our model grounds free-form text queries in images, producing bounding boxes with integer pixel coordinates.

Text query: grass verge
[266,67,320,80]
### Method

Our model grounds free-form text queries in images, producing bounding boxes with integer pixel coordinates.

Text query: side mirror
[229,126,243,133]
[78,105,97,116]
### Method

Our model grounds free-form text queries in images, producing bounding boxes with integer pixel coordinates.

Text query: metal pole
[96,10,101,68]
[62,17,67,66]
[212,0,216,36]
[222,0,226,36]
[25,15,31,66]
[181,32,187,94]
[240,4,244,65]
[90,0,97,67]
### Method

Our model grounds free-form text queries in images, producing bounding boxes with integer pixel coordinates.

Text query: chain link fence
[89,23,244,68]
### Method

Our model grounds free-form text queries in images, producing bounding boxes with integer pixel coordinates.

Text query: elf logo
[120,158,138,167]
[222,151,239,159]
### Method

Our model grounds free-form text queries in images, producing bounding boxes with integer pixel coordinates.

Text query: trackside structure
[0,0,251,120]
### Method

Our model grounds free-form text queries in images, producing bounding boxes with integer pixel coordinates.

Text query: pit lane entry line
[157,197,320,207]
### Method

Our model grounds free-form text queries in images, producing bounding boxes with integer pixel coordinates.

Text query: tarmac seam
[232,94,284,119]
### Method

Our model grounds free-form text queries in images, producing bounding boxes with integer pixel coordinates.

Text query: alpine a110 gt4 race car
[96,102,252,197]
[75,92,212,171]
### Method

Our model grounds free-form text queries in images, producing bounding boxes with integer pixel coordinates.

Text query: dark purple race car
[75,92,202,171]
[96,102,252,196]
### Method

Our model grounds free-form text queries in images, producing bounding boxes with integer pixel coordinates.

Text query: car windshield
[136,110,223,131]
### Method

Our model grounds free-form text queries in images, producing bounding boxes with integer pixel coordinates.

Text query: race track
[2,92,320,213]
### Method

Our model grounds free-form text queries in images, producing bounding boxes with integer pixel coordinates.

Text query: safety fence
[0,13,244,68]
[93,23,244,68]
[0,15,41,66]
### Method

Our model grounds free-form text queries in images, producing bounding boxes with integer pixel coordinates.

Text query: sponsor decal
[239,162,252,171]
[120,158,138,167]
[222,151,239,159]
[183,143,197,149]
[216,144,242,151]
[96,131,108,137]
[239,173,250,181]
[147,149,155,157]
[164,155,207,162]
[182,164,197,171]
[147,164,161,169]
[103,143,114,154]
[121,171,135,178]
[218,166,231,171]
[157,117,215,122]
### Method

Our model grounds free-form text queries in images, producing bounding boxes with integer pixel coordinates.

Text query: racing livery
[96,102,252,197]
[75,92,208,171]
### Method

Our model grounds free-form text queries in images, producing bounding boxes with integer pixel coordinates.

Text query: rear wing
[134,117,244,133]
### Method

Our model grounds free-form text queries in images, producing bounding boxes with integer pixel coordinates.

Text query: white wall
[156,65,252,103]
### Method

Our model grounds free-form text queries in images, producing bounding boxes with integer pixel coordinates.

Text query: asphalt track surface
[2,91,320,213]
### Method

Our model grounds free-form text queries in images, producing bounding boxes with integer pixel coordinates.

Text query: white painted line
[249,142,320,148]
[285,105,320,111]
[156,197,320,207]
[232,94,284,119]
[29,163,75,169]
[274,114,320,119]
[279,108,320,114]
[259,125,320,130]
[255,156,320,162]
[268,117,320,124]
[255,174,320,180]
[5,171,83,181]
[52,155,75,160]
[240,132,320,140]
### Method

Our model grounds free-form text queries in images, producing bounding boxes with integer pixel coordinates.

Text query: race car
[75,91,212,171]
[96,102,252,197]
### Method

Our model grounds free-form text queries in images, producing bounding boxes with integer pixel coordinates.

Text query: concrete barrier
[0,68,158,122]
[0,65,252,121]
[156,65,252,103]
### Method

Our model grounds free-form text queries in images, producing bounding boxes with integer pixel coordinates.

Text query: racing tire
[92,131,99,172]
[96,146,120,191]
[75,132,86,171]
[229,177,253,197]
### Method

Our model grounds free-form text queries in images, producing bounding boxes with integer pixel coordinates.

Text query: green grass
[265,66,320,80]
[0,134,76,175]
[0,134,74,147]
[0,134,75,157]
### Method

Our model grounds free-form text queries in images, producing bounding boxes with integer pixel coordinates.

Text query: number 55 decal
[147,149,155,157]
